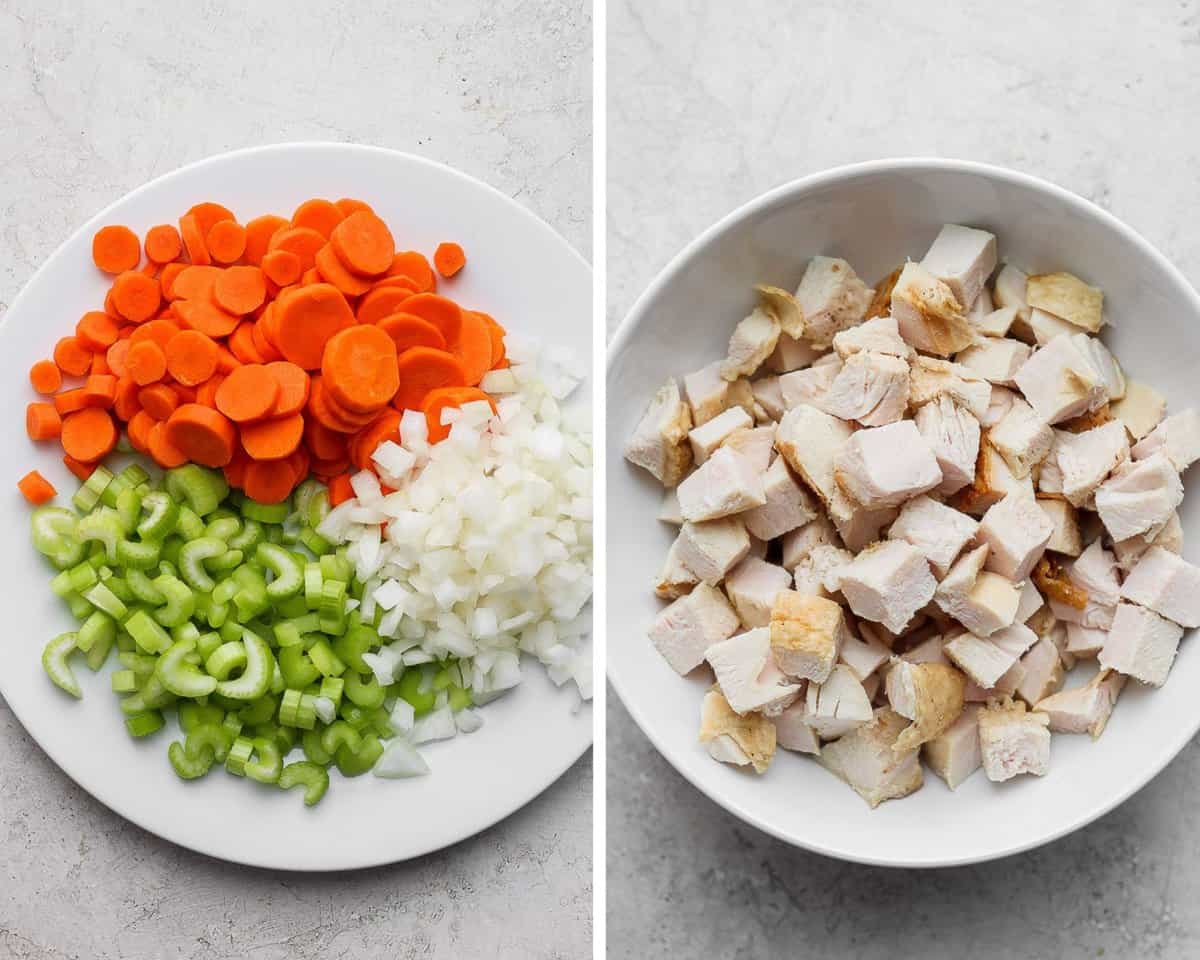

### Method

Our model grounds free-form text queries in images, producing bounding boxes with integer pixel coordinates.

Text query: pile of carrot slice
[25,199,509,504]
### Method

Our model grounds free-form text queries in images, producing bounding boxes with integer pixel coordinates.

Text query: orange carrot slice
[321,325,399,413]
[214,364,280,422]
[163,404,237,467]
[391,347,467,413]
[92,226,141,274]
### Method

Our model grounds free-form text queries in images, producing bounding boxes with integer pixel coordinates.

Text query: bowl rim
[2,140,593,871]
[606,156,1200,868]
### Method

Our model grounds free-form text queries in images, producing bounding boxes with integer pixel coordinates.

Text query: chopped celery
[334,734,383,778]
[125,710,164,737]
[244,737,283,784]
[151,574,195,627]
[214,630,273,701]
[256,542,304,600]
[76,610,115,654]
[31,506,86,569]
[397,665,437,716]
[165,464,229,517]
[156,638,217,698]
[168,740,214,779]
[178,537,226,593]
[205,641,247,681]
[344,671,386,710]
[72,465,113,513]
[76,508,124,562]
[277,760,329,806]
[243,500,289,524]
[42,633,81,698]
[136,491,179,541]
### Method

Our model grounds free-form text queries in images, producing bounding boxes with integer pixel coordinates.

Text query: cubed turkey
[793,256,874,346]
[648,582,742,675]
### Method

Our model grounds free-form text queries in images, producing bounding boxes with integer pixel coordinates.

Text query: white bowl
[606,158,1200,867]
[0,143,592,870]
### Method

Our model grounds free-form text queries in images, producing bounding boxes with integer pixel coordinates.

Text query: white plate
[607,158,1200,868]
[0,143,592,870]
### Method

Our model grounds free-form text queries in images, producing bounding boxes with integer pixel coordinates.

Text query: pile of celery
[31,462,471,805]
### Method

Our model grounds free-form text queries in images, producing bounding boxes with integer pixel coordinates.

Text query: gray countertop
[608,0,1200,956]
[0,2,591,957]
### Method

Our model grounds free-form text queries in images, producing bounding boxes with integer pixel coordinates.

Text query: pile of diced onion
[315,334,592,769]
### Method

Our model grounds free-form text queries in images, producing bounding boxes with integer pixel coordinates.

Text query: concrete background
[608,0,1200,957]
[0,2,591,958]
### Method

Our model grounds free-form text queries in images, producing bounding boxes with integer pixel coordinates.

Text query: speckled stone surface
[0,2,591,958]
[608,1,1200,957]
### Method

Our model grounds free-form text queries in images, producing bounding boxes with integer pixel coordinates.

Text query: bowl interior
[607,160,1200,867]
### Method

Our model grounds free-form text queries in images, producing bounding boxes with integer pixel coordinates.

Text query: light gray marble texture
[608,0,1200,957]
[0,1,591,958]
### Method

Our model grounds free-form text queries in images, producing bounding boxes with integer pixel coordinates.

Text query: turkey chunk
[1094,452,1184,542]
[1119,546,1200,628]
[1038,497,1082,556]
[1014,636,1064,706]
[888,494,978,578]
[654,537,699,599]
[765,333,824,374]
[956,337,1031,387]
[977,698,1051,782]
[913,395,981,495]
[838,541,938,635]
[1014,334,1107,424]
[1098,602,1183,686]
[771,701,821,755]
[720,424,776,473]
[924,705,982,790]
[688,406,753,464]
[832,315,911,360]
[989,399,1052,478]
[1132,409,1200,472]
[769,591,849,683]
[793,256,874,346]
[975,306,1017,339]
[721,306,781,381]
[833,420,943,509]
[908,356,992,420]
[1026,271,1104,333]
[1072,334,1124,400]
[675,518,751,584]
[706,627,800,715]
[625,377,693,486]
[725,556,792,628]
[779,360,842,410]
[816,351,910,427]
[648,582,741,675]
[1036,671,1125,739]
[978,492,1054,580]
[935,544,1020,637]
[944,622,1036,688]
[818,707,923,807]
[741,457,817,541]
[803,664,874,739]
[676,447,766,522]
[683,361,732,426]
[884,659,967,753]
[920,224,998,310]
[1051,420,1129,507]
[891,262,975,356]
[1111,380,1166,442]
[993,263,1032,335]
[780,514,842,571]
[775,403,853,509]
[699,688,777,774]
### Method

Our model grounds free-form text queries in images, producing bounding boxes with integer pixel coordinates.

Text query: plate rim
[1,140,593,871]
[606,155,1200,869]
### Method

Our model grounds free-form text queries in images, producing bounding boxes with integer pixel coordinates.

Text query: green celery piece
[243,500,290,524]
[72,465,113,513]
[214,630,274,701]
[42,633,81,698]
[256,542,304,600]
[76,610,115,654]
[156,638,217,698]
[165,465,229,517]
[301,729,333,766]
[277,760,329,806]
[125,710,164,738]
[397,665,437,716]
[205,641,248,681]
[150,574,196,627]
[167,741,214,779]
[136,491,179,541]
[334,734,383,778]
[279,646,321,688]
[320,720,362,755]
[76,508,124,562]
[31,506,86,570]
[244,737,283,784]
[178,537,226,593]
[344,671,386,710]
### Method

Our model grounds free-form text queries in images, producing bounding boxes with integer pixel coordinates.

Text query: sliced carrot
[250,321,283,363]
[103,287,123,320]
[90,352,110,376]
[386,251,436,292]
[26,402,62,440]
[334,198,373,217]
[243,457,298,504]
[174,383,198,404]
[304,418,348,460]
[267,227,326,272]
[113,377,140,421]
[214,265,266,315]
[370,275,421,295]
[111,271,161,323]
[82,374,117,408]
[127,410,155,453]
[321,325,399,413]
[214,344,240,374]
[173,299,240,338]
[350,409,402,471]
[206,219,247,264]
[307,376,372,433]
[331,211,394,276]
[300,267,321,286]
[53,389,90,416]
[61,407,117,462]
[433,242,466,278]
[273,283,354,370]
[292,199,344,239]
[63,455,96,481]
[137,383,180,420]
[391,347,468,413]
[377,313,447,353]
[398,293,463,349]
[421,386,496,443]
[160,261,188,300]
[311,456,350,479]
[214,364,280,422]
[186,202,236,235]
[148,420,188,468]
[262,249,302,286]
[327,472,355,506]
[481,312,507,367]
[164,329,220,386]
[222,448,251,489]
[179,213,211,266]
[126,340,167,385]
[240,413,304,460]
[454,309,493,386]
[54,336,93,378]
[129,318,180,351]
[76,311,120,351]
[356,287,420,325]
[265,361,310,416]
[18,471,56,505]
[29,360,62,395]
[315,242,372,296]
[196,373,225,408]
[170,265,222,302]
[242,215,288,267]
[144,224,183,264]
[164,404,236,467]
[228,322,265,364]
[92,225,140,274]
